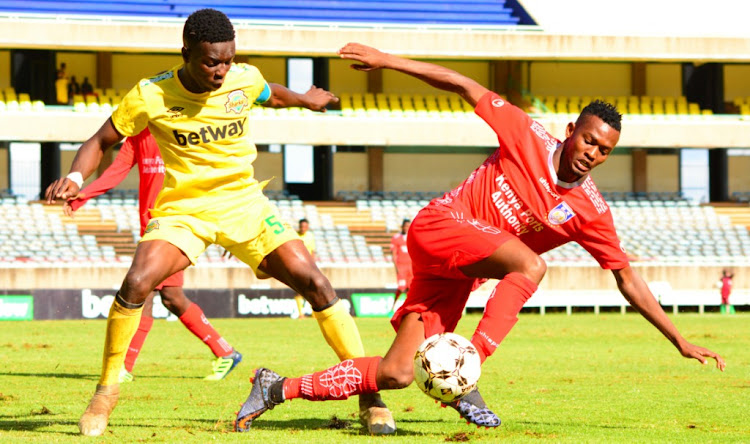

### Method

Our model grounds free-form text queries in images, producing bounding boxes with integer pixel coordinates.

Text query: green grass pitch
[0,313,748,443]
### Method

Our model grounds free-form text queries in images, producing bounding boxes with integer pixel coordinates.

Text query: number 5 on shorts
[264,215,285,234]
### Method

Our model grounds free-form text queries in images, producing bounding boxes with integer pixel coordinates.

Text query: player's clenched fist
[338,43,391,71]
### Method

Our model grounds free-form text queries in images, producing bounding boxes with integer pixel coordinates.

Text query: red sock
[179,303,233,357]
[283,357,382,401]
[124,315,154,372]
[471,272,537,363]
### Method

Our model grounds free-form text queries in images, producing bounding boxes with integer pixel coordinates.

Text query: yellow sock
[294,295,305,317]
[99,299,143,386]
[313,299,365,360]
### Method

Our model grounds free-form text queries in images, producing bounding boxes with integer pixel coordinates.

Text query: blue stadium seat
[0,0,522,25]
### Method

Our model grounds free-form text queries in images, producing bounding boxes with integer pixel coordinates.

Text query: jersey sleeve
[474,91,535,151]
[232,63,271,105]
[68,137,137,211]
[111,83,149,137]
[575,212,630,270]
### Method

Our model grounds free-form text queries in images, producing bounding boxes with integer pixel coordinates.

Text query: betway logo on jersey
[491,174,545,235]
[172,117,246,146]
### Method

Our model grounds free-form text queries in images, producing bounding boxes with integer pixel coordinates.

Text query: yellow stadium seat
[545,96,556,106]
[740,104,750,115]
[664,101,677,116]
[105,88,116,97]
[701,109,713,116]
[543,100,555,113]
[640,102,652,115]
[652,102,664,115]
[640,96,652,105]
[677,103,688,115]
[401,94,416,117]
[85,95,98,105]
[556,102,568,114]
[387,93,401,112]
[18,93,31,103]
[32,100,45,112]
[448,96,463,113]
[676,96,687,107]
[628,102,640,115]
[688,103,701,115]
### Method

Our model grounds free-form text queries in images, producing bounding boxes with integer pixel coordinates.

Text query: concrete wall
[383,152,488,192]
[111,53,182,91]
[647,153,680,192]
[530,62,631,97]
[0,50,10,89]
[590,154,632,192]
[729,155,750,193]
[645,63,683,97]
[333,151,368,192]
[724,64,750,102]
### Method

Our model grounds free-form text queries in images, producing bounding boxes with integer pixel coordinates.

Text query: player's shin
[312,298,365,360]
[100,293,144,386]
[470,272,537,363]
[282,357,382,401]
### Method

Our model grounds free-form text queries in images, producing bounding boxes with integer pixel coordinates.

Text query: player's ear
[565,121,575,138]
[181,46,190,63]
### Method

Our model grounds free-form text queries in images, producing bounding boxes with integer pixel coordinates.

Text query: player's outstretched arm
[44,118,124,204]
[338,43,489,107]
[263,83,339,112]
[612,266,726,371]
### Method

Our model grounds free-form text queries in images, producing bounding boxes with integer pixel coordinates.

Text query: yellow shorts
[140,196,298,275]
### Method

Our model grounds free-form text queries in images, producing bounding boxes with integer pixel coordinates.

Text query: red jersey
[721,276,733,296]
[69,128,164,236]
[429,92,628,270]
[390,233,412,267]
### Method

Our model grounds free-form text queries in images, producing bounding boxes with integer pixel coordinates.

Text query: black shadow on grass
[516,420,636,430]
[0,418,78,433]
[0,372,98,380]
[246,418,440,436]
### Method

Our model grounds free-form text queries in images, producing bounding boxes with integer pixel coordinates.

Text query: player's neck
[177,67,207,94]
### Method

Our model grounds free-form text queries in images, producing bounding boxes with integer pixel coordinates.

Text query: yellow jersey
[111,63,269,217]
[299,231,316,255]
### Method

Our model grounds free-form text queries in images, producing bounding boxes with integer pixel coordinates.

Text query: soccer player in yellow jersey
[44,8,394,437]
[294,218,316,318]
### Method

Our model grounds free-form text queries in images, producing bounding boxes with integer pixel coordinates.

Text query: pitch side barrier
[1,287,747,321]
[467,285,750,315]
[0,288,407,321]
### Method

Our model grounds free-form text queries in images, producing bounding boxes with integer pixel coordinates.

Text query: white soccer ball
[413,332,481,403]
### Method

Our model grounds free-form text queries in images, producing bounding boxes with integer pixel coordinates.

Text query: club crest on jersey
[145,220,160,233]
[166,106,184,119]
[492,98,505,108]
[225,90,249,114]
[547,202,576,225]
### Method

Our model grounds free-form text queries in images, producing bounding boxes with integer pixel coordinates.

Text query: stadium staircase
[46,206,137,256]
[311,201,392,251]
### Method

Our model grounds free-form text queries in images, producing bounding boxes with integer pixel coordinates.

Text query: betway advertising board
[0,295,34,320]
[11,289,389,320]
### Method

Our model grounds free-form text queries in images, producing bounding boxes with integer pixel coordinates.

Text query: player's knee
[122,270,157,301]
[523,255,547,284]
[377,362,414,390]
[305,272,335,309]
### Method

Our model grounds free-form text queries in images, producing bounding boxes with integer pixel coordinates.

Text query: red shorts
[395,263,413,291]
[155,270,184,291]
[391,204,514,335]
[721,289,730,305]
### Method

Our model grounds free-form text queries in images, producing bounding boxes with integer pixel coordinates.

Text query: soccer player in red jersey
[66,128,241,381]
[390,218,412,308]
[236,43,727,430]
[719,269,734,314]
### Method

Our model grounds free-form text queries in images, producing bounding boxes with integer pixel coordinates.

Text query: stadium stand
[4,192,748,267]
[0,1,524,25]
[527,94,712,118]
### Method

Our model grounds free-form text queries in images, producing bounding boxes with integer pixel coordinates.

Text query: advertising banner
[0,295,34,321]
[23,288,380,320]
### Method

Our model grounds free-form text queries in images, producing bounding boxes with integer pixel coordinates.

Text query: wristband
[66,172,83,188]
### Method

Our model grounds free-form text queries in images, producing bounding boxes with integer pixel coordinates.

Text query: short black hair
[578,100,622,132]
[299,218,309,225]
[402,218,411,225]
[183,9,235,48]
